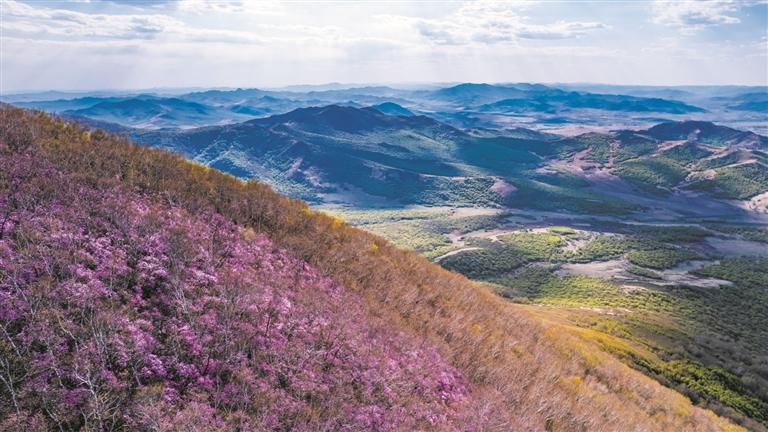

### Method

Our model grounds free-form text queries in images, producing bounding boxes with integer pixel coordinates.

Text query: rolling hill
[644,120,767,145]
[134,105,498,205]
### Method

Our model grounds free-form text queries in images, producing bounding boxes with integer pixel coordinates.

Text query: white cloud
[399,0,606,45]
[0,0,350,46]
[1,0,181,40]
[0,0,296,45]
[104,0,179,7]
[176,0,283,15]
[651,0,743,32]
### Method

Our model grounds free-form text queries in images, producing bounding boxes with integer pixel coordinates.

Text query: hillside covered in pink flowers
[0,107,744,431]
[0,122,469,430]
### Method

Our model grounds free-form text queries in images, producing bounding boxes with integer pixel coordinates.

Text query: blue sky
[1,0,766,91]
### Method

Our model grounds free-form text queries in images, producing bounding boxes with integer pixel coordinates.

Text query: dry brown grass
[0,106,744,431]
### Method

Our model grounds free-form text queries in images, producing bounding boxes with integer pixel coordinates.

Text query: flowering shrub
[0,150,467,430]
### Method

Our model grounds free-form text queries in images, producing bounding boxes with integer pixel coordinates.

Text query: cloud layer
[0,0,765,90]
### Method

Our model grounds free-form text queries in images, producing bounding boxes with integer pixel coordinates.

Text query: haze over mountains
[6,82,767,134]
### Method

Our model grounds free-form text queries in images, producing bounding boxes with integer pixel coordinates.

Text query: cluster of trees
[626,248,701,270]
[707,163,768,200]
[441,232,563,279]
[613,157,688,193]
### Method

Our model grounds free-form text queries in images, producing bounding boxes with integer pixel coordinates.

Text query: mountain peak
[370,102,414,116]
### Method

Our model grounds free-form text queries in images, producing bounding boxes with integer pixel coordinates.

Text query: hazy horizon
[4,81,767,96]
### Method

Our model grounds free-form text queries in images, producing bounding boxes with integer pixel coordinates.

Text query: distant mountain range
[477,92,703,114]
[429,83,703,114]
[131,104,768,216]
[6,82,766,216]
[8,83,766,132]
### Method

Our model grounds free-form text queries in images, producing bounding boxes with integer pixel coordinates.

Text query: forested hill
[0,106,742,431]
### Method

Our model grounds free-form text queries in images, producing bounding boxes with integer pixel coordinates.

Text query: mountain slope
[135,105,636,214]
[135,105,498,205]
[571,122,768,200]
[0,106,743,431]
[0,140,467,430]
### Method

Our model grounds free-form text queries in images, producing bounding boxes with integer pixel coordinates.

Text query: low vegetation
[613,157,688,193]
[510,180,637,215]
[567,235,632,262]
[695,163,768,199]
[440,247,529,278]
[626,248,701,270]
[692,257,768,290]
[614,132,658,162]
[633,225,712,243]
[357,219,456,259]
[663,143,713,165]
[627,265,663,279]
[496,269,768,429]
[706,224,768,243]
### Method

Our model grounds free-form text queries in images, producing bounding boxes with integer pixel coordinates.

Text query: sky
[1,0,767,92]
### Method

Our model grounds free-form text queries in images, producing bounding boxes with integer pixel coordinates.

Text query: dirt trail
[433,247,482,262]
[651,140,686,156]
